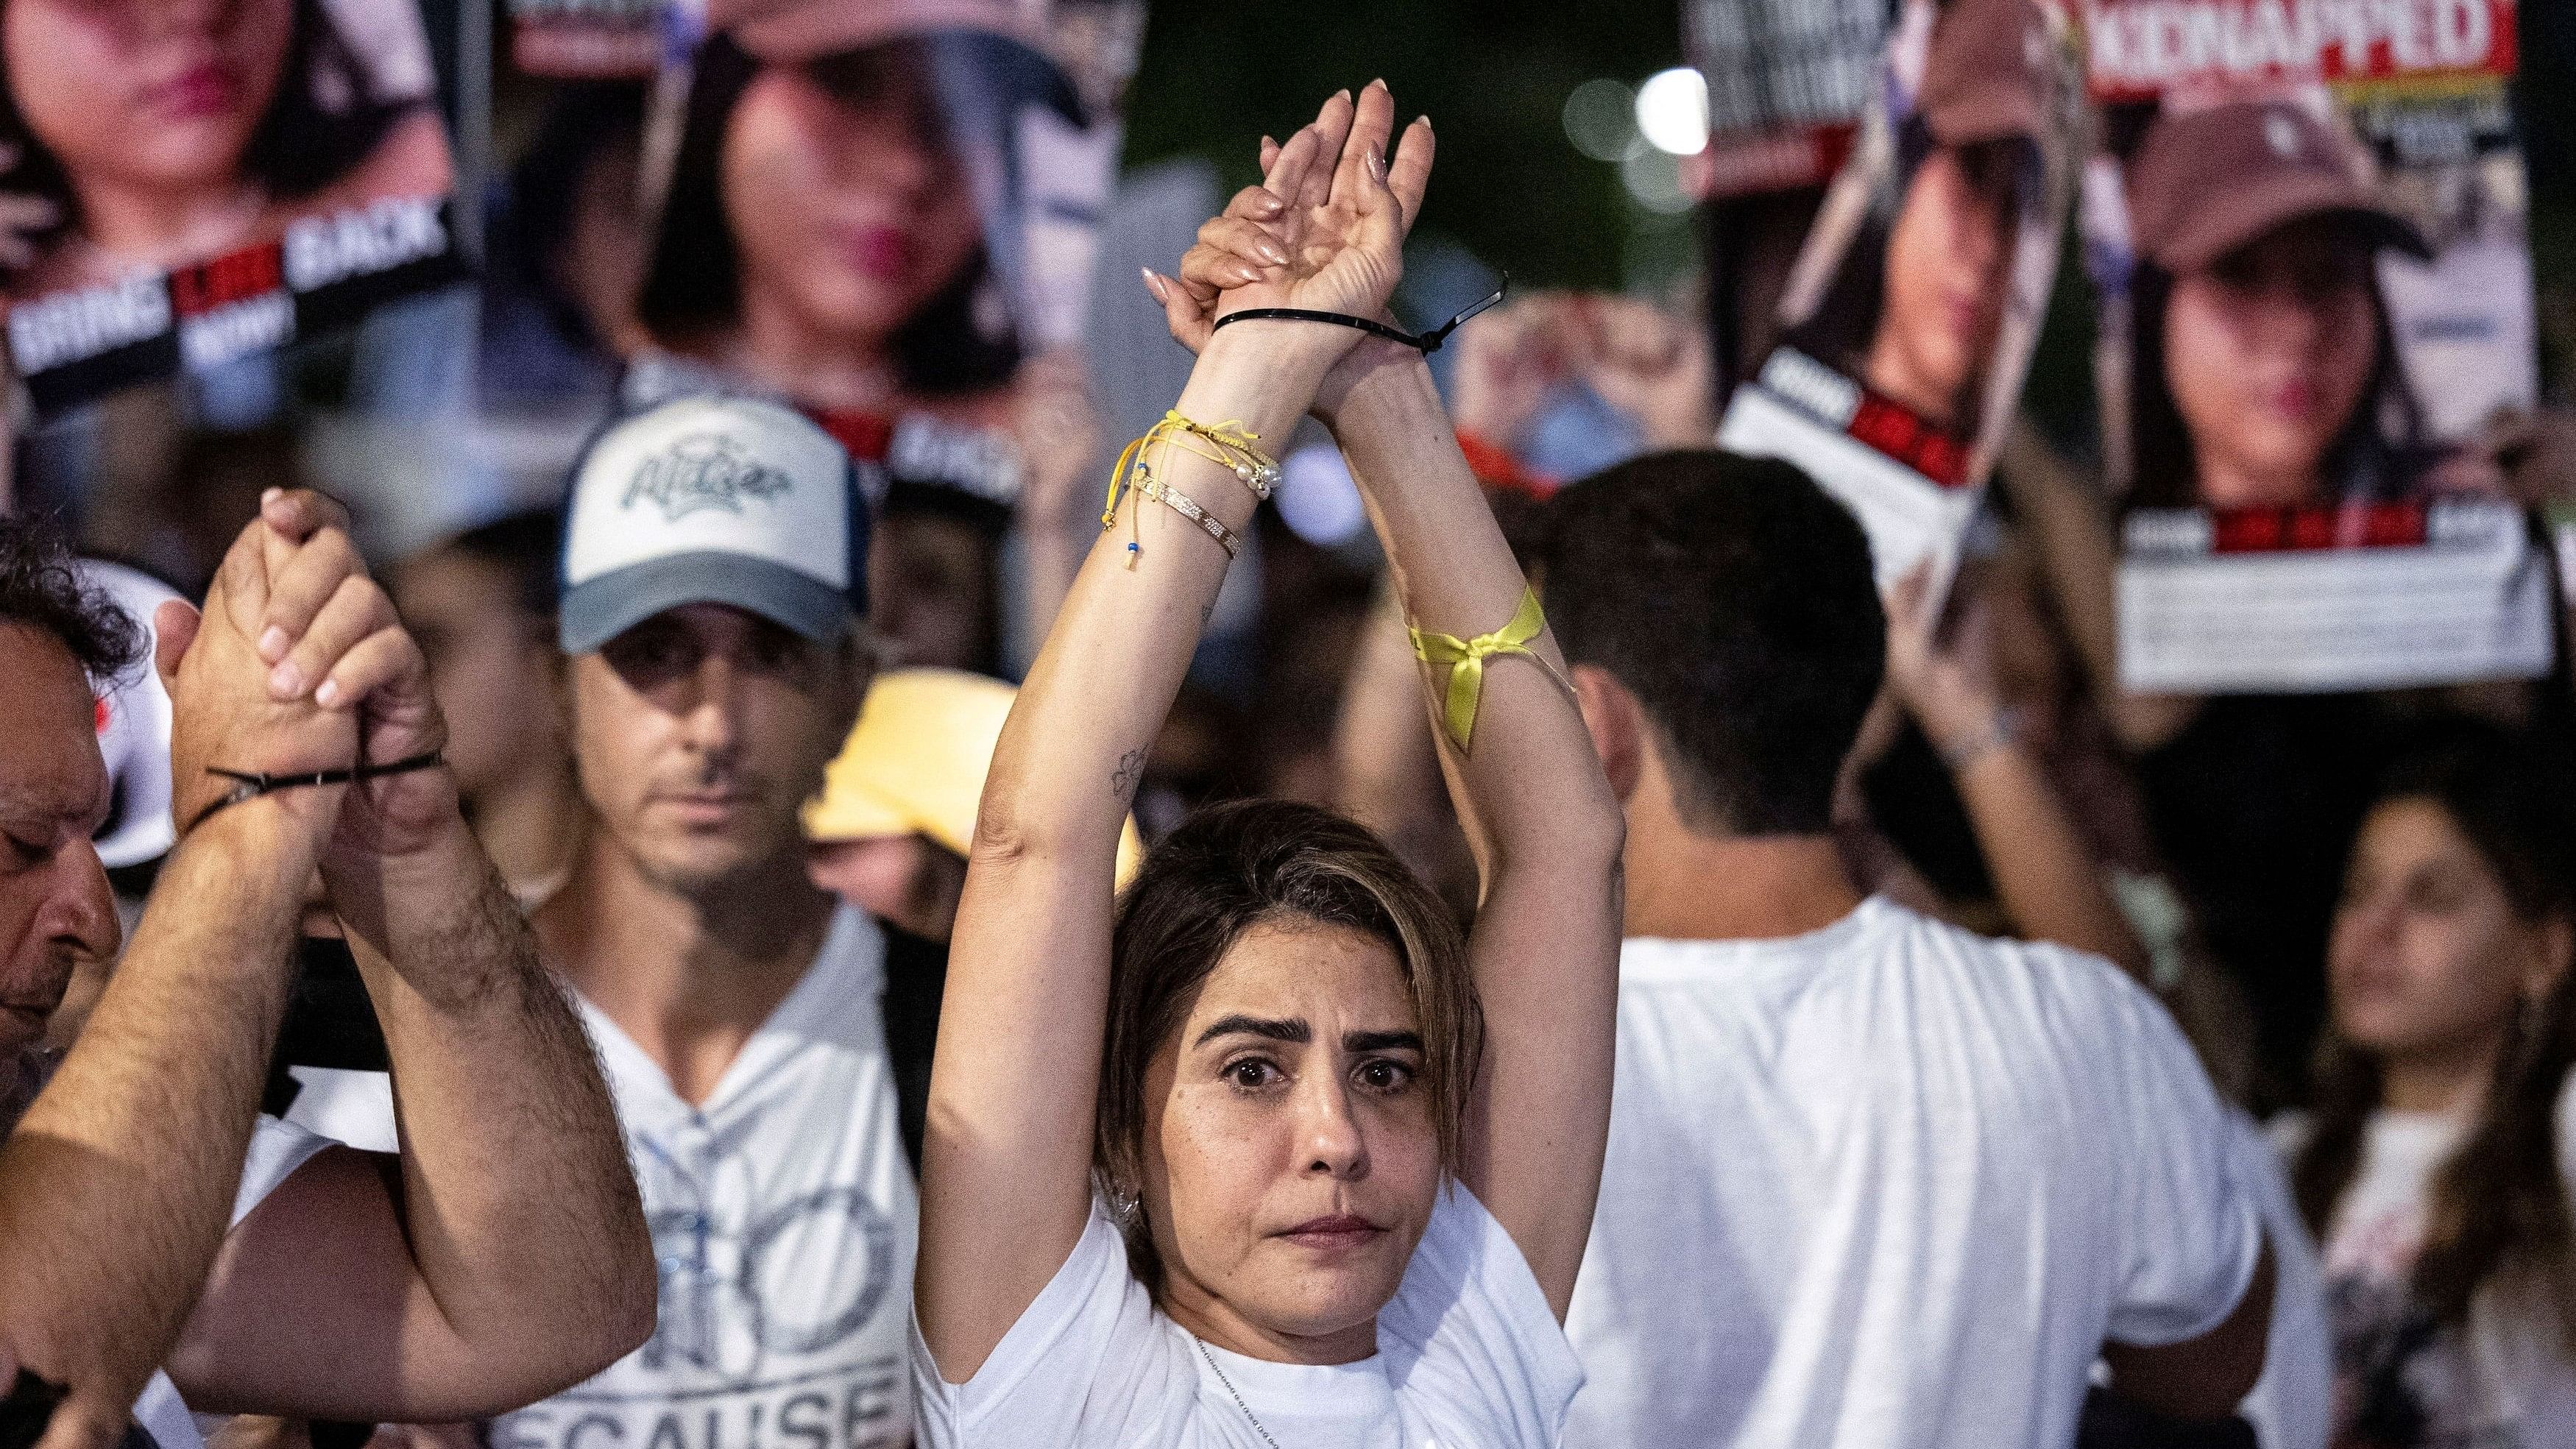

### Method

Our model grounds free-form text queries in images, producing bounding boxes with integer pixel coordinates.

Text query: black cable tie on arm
[186,749,446,835]
[1210,277,1507,355]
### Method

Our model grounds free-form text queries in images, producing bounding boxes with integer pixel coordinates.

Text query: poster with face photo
[1684,0,1889,199]
[0,0,464,417]
[620,0,1131,676]
[1716,0,2081,591]
[2083,0,2550,693]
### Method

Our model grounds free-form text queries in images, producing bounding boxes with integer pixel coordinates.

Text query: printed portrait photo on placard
[1717,0,2078,588]
[2081,0,2550,694]
[615,0,1128,679]
[1684,0,1885,199]
[0,0,459,414]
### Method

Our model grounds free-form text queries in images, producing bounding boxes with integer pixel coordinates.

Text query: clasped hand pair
[158,489,455,868]
[1144,81,1434,406]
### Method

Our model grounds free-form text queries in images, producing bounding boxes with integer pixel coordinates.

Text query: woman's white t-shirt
[2274,1083,2576,1448]
[912,1183,1583,1448]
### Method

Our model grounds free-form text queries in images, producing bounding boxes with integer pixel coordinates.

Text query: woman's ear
[1569,663,1643,805]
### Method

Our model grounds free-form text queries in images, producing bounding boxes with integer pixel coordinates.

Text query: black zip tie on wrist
[186,749,445,834]
[1209,277,1507,355]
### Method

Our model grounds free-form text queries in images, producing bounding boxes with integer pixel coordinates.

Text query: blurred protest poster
[623,0,1127,502]
[511,0,670,77]
[1685,0,1888,201]
[1,0,464,418]
[1717,0,2082,590]
[1682,0,1890,401]
[601,0,1133,676]
[2081,0,2551,692]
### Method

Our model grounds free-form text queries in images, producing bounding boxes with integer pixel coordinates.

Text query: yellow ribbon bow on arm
[1409,587,1551,753]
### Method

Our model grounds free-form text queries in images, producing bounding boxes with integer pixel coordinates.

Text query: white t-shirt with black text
[1562,898,2262,1449]
[494,907,918,1449]
[913,1182,1584,1448]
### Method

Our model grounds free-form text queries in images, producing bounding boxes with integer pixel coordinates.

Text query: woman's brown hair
[2293,719,2576,1352]
[1093,798,1483,1289]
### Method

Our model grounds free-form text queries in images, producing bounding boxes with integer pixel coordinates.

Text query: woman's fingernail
[1142,267,1169,302]
[268,660,302,698]
[1258,238,1289,264]
[261,486,282,507]
[1368,147,1387,181]
[257,626,290,662]
[315,679,342,709]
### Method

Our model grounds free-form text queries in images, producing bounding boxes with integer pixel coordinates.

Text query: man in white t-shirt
[495,397,918,1449]
[1532,450,2276,1448]
[0,500,652,1449]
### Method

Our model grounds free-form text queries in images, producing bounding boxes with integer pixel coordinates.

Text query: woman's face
[2165,217,2379,510]
[1142,917,1440,1356]
[392,552,563,804]
[5,0,290,197]
[2328,797,2565,1074]
[721,59,983,350]
[868,511,995,671]
[1869,144,2013,425]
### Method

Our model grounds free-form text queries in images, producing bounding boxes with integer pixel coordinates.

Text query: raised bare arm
[916,99,1404,1379]
[162,492,653,1420]
[1168,84,1626,1317]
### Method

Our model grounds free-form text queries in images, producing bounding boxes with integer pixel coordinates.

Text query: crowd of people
[0,18,2572,1449]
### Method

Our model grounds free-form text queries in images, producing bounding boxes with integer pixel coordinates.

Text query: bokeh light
[1635,66,1710,156]
[1563,77,1641,162]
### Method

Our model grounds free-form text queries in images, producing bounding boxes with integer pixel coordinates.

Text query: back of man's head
[1535,450,1884,838]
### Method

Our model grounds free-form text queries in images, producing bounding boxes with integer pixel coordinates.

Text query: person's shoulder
[1864,902,2193,1051]
[1868,898,2141,995]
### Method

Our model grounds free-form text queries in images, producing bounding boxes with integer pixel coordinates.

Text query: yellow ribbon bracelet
[1103,412,1277,528]
[1409,587,1552,752]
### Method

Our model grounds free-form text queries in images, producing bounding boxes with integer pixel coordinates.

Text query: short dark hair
[1097,798,1481,1289]
[1535,450,1884,836]
[0,514,144,681]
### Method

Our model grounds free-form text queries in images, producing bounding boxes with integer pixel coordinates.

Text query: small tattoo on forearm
[1112,748,1146,804]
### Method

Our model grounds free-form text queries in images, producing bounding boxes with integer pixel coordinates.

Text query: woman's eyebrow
[1343,1030,1426,1055]
[1194,1014,1310,1047]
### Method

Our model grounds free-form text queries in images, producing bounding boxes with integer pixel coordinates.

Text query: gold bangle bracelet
[1142,477,1241,559]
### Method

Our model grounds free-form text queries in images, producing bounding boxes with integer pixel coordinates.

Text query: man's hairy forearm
[0,804,318,1423]
[329,821,652,1361]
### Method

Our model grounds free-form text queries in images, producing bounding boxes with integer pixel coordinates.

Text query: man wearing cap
[501,396,914,1449]
[1855,0,2053,438]
[2123,97,2432,511]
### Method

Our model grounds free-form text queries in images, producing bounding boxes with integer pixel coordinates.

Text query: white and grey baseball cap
[559,396,870,655]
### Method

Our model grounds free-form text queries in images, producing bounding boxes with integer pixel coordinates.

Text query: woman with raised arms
[910,82,1625,1446]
